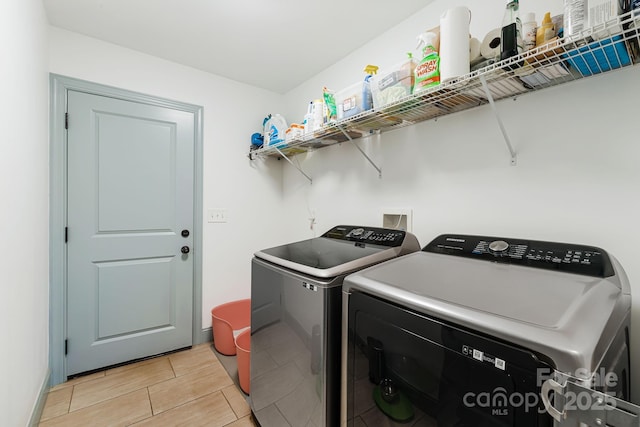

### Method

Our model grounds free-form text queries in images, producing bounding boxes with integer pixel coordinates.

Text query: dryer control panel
[424,234,614,278]
[323,225,406,247]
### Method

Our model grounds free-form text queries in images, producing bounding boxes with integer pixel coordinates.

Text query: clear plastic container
[371,59,416,109]
[335,81,368,120]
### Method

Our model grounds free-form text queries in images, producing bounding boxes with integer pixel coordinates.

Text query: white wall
[48,27,288,330]
[0,0,50,425]
[282,0,640,402]
[30,0,640,416]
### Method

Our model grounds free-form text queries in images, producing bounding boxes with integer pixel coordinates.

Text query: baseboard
[198,327,213,345]
[29,368,51,427]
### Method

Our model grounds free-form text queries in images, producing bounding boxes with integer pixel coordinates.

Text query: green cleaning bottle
[413,31,440,93]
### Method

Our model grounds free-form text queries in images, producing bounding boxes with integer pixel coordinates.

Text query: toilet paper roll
[469,37,482,63]
[439,6,471,83]
[481,28,502,60]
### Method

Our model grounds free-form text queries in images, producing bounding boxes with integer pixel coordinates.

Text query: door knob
[181,246,190,254]
[181,229,190,237]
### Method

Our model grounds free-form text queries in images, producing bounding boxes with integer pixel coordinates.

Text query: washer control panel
[323,225,406,247]
[424,234,614,278]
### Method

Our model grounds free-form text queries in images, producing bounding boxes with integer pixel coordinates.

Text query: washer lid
[346,251,621,329]
[343,249,629,372]
[255,225,420,279]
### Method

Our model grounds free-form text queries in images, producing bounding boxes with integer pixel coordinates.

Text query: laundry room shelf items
[249,11,640,176]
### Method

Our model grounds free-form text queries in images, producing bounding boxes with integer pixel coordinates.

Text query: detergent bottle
[303,102,315,135]
[263,114,287,147]
[413,31,440,93]
[522,12,537,51]
[536,12,555,47]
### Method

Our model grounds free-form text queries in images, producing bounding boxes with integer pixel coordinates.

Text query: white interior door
[66,90,195,375]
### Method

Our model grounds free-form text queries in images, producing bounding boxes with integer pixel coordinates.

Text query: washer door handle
[541,379,565,422]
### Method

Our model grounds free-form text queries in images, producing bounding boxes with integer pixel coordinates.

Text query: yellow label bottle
[536,12,554,47]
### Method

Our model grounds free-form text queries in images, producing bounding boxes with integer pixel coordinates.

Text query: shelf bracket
[479,75,517,166]
[336,126,382,178]
[274,147,312,184]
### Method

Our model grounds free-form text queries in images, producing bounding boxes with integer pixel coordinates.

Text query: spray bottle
[362,65,379,111]
[413,31,440,93]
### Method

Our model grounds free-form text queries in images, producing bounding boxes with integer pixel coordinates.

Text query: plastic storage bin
[335,81,372,120]
[211,299,250,356]
[235,328,251,394]
[563,35,631,77]
[371,61,415,109]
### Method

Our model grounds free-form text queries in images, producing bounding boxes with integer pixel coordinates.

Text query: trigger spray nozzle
[416,32,438,56]
[363,64,379,75]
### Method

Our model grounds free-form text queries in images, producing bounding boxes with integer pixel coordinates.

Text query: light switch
[208,209,228,223]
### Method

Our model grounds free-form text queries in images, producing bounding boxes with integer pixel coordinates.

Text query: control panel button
[350,228,365,237]
[488,240,510,255]
[329,226,406,247]
[423,234,614,278]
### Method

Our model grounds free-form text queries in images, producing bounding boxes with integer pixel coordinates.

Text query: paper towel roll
[481,28,502,60]
[469,37,482,63]
[439,6,471,83]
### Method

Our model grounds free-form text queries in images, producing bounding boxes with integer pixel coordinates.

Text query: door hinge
[65,227,68,243]
[65,113,69,129]
[65,339,68,355]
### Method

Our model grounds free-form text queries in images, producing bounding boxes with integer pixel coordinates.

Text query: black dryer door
[345,291,553,427]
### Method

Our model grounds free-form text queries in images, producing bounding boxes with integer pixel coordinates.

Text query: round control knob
[350,228,365,237]
[488,240,510,255]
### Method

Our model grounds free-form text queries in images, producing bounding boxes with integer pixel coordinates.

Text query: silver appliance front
[250,225,421,426]
[341,234,631,427]
[251,257,343,426]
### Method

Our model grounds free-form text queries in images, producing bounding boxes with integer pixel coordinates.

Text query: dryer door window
[345,291,553,427]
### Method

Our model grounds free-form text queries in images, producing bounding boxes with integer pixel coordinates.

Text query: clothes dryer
[342,234,631,427]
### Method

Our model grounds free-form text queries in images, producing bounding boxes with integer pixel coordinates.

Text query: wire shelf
[250,10,640,160]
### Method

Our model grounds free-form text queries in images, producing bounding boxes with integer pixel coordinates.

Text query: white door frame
[49,74,205,386]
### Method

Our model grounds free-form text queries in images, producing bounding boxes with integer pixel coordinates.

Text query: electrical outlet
[381,208,413,231]
[208,209,228,223]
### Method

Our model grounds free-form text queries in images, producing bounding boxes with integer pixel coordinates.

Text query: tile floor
[39,343,257,427]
